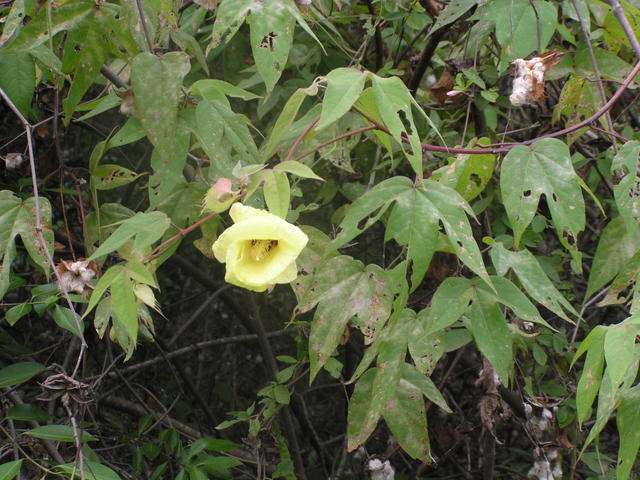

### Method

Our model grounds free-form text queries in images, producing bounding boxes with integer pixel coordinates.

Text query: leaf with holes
[436,138,495,201]
[305,256,395,381]
[61,16,109,123]
[490,242,577,321]
[371,75,423,175]
[500,139,585,262]
[207,0,255,52]
[92,164,144,191]
[249,1,295,92]
[0,191,53,299]
[612,140,640,231]
[586,217,640,300]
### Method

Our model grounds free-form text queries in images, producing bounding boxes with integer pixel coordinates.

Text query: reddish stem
[284,115,320,163]
[293,124,378,162]
[148,210,219,260]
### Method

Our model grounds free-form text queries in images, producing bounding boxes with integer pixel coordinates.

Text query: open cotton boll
[367,459,395,480]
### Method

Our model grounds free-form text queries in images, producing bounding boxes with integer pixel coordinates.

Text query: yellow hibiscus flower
[212,203,308,292]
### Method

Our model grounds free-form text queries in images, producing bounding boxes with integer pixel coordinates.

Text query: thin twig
[355,59,640,155]
[88,328,296,379]
[364,0,384,71]
[134,0,154,53]
[293,125,377,162]
[607,0,640,59]
[248,295,308,480]
[0,87,87,373]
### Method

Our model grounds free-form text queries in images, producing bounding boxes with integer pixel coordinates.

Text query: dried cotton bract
[212,203,308,292]
[509,52,564,107]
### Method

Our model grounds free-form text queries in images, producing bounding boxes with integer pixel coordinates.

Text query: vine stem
[293,124,377,162]
[0,86,87,371]
[355,59,640,155]
[607,0,640,59]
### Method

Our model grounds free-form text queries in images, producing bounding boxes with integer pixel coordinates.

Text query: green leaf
[76,94,122,122]
[0,53,35,116]
[303,257,395,380]
[611,141,640,231]
[25,425,97,443]
[273,161,323,181]
[385,188,439,291]
[6,403,50,422]
[318,68,368,130]
[576,326,606,424]
[87,211,170,260]
[4,2,95,53]
[401,363,451,413]
[261,83,318,162]
[430,0,477,33]
[53,305,85,337]
[347,368,382,452]
[500,139,585,260]
[586,217,640,300]
[0,0,25,46]
[490,242,578,321]
[0,460,22,480]
[148,113,193,206]
[191,79,261,101]
[488,276,552,329]
[604,320,637,390]
[92,164,144,191]
[62,18,108,122]
[486,0,557,66]
[249,0,295,92]
[436,138,495,201]
[106,117,146,150]
[84,265,124,317]
[465,290,513,384]
[371,75,423,175]
[0,192,54,299]
[337,177,490,287]
[207,0,255,52]
[383,363,432,461]
[617,386,640,480]
[5,303,32,326]
[196,99,260,170]
[263,169,290,218]
[130,51,190,181]
[55,461,121,480]
[110,269,138,343]
[422,277,474,336]
[0,361,46,388]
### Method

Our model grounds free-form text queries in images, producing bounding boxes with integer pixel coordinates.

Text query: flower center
[248,239,278,262]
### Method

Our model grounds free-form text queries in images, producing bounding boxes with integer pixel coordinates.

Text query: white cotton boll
[3,153,25,169]
[367,459,395,480]
[57,260,97,294]
[552,462,562,478]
